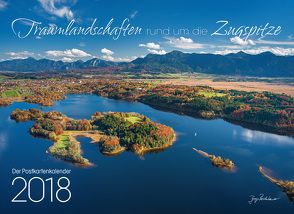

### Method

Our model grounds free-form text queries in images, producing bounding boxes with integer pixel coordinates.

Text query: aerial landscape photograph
[0,0,293,213]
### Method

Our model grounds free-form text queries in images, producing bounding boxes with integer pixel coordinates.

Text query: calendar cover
[0,0,293,213]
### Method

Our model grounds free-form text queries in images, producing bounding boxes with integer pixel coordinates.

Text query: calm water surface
[0,94,293,214]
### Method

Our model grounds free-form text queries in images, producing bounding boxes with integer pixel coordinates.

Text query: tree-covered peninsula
[192,148,235,170]
[259,166,294,202]
[10,109,176,166]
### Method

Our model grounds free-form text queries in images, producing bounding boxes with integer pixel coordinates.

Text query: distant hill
[130,51,294,77]
[0,51,294,77]
[0,57,118,72]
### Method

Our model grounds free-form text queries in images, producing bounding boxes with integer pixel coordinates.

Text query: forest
[2,78,293,135]
[10,109,176,165]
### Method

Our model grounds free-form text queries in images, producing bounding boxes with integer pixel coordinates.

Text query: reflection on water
[233,129,294,145]
[222,145,254,157]
[0,94,294,214]
[0,132,8,155]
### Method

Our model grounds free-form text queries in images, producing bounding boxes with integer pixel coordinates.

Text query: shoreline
[140,99,294,137]
[133,133,176,155]
[259,166,294,202]
[1,77,293,137]
[3,93,293,137]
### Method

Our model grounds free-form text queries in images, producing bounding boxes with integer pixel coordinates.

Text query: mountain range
[0,51,294,77]
[0,57,118,72]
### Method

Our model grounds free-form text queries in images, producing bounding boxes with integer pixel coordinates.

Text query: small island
[10,109,176,166]
[192,148,235,170]
[259,166,294,202]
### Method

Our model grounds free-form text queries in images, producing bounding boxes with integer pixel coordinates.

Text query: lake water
[0,94,293,214]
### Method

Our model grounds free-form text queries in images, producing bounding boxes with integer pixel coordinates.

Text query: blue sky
[0,0,294,62]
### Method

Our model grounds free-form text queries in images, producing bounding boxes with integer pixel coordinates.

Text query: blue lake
[0,94,293,213]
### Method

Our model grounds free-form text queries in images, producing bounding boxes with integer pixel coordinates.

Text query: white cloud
[0,0,7,10]
[178,37,193,43]
[247,47,294,56]
[214,46,294,56]
[139,42,161,50]
[61,57,74,62]
[5,51,35,59]
[214,49,240,55]
[38,0,74,20]
[101,55,135,62]
[101,55,114,61]
[230,36,255,46]
[139,42,166,55]
[229,38,294,46]
[166,37,204,49]
[130,10,138,19]
[147,49,167,55]
[215,45,246,49]
[46,48,91,58]
[100,48,135,62]
[101,48,114,55]
[254,39,294,45]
